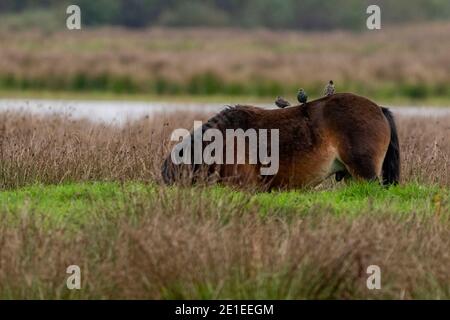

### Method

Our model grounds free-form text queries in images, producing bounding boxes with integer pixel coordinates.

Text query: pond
[0,98,449,124]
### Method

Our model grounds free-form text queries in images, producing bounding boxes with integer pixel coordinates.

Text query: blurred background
[0,0,449,104]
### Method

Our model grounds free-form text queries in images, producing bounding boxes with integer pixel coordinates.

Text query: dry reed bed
[0,23,449,92]
[0,111,207,189]
[0,112,449,189]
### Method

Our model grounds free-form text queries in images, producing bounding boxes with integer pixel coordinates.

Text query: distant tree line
[1,0,450,30]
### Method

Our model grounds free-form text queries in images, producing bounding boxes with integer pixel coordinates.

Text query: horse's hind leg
[338,150,383,182]
[335,170,349,182]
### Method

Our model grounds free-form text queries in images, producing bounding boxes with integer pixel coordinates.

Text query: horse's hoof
[335,171,346,181]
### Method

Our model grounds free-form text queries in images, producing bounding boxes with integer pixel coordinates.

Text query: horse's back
[316,93,387,127]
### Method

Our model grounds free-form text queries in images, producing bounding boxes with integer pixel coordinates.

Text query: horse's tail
[381,107,400,185]
[161,105,250,185]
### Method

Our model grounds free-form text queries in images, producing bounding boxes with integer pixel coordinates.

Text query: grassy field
[0,181,448,299]
[2,89,450,107]
[1,23,450,103]
[2,182,446,224]
[0,110,448,299]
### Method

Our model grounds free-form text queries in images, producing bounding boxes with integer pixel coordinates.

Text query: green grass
[0,182,149,228]
[252,182,446,216]
[0,89,272,104]
[1,89,450,106]
[1,181,446,228]
[0,181,448,299]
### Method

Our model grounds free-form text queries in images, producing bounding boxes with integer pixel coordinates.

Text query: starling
[324,80,335,96]
[297,88,308,104]
[275,96,291,108]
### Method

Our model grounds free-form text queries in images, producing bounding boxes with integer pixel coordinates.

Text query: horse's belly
[272,144,339,188]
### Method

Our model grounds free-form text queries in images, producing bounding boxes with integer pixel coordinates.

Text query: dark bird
[275,96,291,108]
[297,88,308,104]
[324,80,335,96]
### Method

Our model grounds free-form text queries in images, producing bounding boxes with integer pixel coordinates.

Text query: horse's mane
[205,104,261,131]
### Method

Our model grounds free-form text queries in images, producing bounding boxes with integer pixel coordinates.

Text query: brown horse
[162,93,400,189]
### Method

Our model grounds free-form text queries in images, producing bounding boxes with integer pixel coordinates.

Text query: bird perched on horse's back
[297,88,308,104]
[275,96,291,108]
[324,80,335,96]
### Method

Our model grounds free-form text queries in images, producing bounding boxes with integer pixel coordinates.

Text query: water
[0,98,449,124]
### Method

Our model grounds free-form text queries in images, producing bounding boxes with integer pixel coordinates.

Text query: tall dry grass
[0,111,448,299]
[397,116,450,186]
[0,191,448,299]
[0,111,205,189]
[0,112,449,189]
